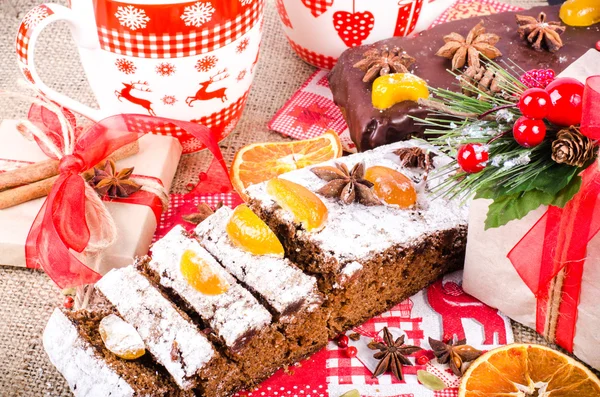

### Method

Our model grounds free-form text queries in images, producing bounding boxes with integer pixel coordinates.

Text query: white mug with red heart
[16,0,264,153]
[275,0,456,69]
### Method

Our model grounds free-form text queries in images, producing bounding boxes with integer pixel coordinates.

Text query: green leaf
[505,164,579,196]
[417,370,447,391]
[484,189,554,230]
[551,175,582,208]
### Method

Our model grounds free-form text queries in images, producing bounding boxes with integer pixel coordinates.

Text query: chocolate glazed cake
[328,5,600,151]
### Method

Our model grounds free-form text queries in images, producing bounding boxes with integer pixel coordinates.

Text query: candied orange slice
[180,249,229,295]
[459,344,600,397]
[364,166,417,208]
[560,0,600,26]
[226,204,284,257]
[266,178,328,232]
[231,131,342,199]
[99,314,145,360]
[372,73,429,110]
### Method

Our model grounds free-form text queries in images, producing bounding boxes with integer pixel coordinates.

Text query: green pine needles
[416,59,586,229]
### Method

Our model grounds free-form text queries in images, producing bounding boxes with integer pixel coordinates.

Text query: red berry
[545,77,585,127]
[596,40,600,52]
[519,69,555,89]
[346,346,358,358]
[337,334,349,348]
[457,143,489,174]
[64,296,74,309]
[513,117,547,148]
[518,88,550,119]
[416,355,429,365]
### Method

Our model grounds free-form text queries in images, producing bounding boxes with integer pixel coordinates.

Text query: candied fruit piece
[266,178,328,231]
[364,166,417,208]
[99,314,146,360]
[560,0,600,26]
[180,249,229,295]
[226,204,284,257]
[372,73,429,110]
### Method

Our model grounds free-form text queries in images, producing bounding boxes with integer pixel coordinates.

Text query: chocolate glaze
[328,5,600,152]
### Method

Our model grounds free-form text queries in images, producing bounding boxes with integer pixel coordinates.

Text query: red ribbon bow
[25,111,231,289]
[508,76,600,351]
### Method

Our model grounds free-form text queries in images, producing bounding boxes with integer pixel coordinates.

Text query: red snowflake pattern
[195,55,218,72]
[161,95,177,106]
[236,38,249,54]
[156,62,176,77]
[236,69,247,82]
[115,58,136,75]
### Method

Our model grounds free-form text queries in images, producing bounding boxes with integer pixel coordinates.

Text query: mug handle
[16,4,104,121]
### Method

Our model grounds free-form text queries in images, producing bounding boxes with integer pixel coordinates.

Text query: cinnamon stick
[0,140,139,191]
[0,141,140,209]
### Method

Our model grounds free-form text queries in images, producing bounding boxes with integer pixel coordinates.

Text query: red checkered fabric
[16,5,53,65]
[123,90,248,153]
[430,0,522,27]
[97,0,263,58]
[327,300,425,386]
[153,193,244,242]
[287,37,337,70]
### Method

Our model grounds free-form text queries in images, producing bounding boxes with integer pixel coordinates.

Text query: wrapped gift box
[0,119,182,274]
[464,50,600,370]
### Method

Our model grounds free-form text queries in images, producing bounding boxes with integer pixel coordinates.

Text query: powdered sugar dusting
[246,141,468,272]
[96,267,214,390]
[43,309,135,397]
[150,226,272,350]
[195,207,323,319]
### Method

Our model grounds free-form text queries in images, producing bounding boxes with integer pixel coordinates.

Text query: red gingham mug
[275,0,455,70]
[16,0,264,153]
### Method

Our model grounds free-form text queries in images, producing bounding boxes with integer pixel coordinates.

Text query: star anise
[429,337,482,377]
[353,46,416,83]
[516,12,566,52]
[435,21,501,70]
[182,202,223,225]
[372,327,422,381]
[89,159,141,199]
[311,162,381,206]
[394,147,436,170]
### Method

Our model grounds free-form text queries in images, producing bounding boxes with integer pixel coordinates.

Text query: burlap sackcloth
[1,0,595,395]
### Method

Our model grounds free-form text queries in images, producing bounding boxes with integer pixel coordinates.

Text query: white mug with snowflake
[16,0,264,153]
[275,0,455,69]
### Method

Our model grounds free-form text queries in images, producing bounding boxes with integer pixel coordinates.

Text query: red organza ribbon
[507,76,600,351]
[25,114,231,289]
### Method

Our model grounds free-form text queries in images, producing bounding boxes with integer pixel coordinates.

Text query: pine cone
[460,65,506,98]
[551,126,596,167]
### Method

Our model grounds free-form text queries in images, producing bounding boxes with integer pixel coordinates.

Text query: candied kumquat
[180,249,229,295]
[364,166,417,208]
[226,205,284,257]
[560,0,600,26]
[99,314,146,360]
[266,178,328,232]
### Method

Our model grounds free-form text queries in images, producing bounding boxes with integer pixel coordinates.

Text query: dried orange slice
[231,130,342,199]
[459,344,600,396]
[226,204,284,257]
[180,249,230,295]
[266,178,328,232]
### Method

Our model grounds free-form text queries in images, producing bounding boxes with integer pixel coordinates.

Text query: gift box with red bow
[0,118,182,275]
[463,49,600,371]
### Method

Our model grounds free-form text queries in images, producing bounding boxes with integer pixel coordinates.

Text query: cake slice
[328,5,600,151]
[43,308,191,397]
[195,206,330,361]
[138,225,288,384]
[246,140,468,334]
[95,266,240,396]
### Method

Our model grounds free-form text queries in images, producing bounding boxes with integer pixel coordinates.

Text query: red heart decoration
[301,0,334,18]
[333,11,375,48]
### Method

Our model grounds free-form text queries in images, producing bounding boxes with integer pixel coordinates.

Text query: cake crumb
[349,333,360,341]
